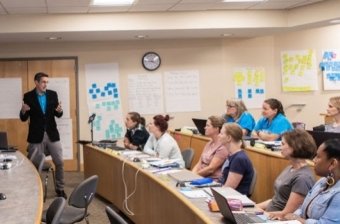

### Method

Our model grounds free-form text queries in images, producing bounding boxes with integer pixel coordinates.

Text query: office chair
[42,175,99,224]
[44,197,66,224]
[248,168,257,198]
[105,206,128,224]
[29,150,45,174]
[42,159,56,202]
[181,148,195,170]
[292,122,306,130]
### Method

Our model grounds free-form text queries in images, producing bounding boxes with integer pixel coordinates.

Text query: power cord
[121,160,141,216]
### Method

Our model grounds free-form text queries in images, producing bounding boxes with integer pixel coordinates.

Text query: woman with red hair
[143,114,184,167]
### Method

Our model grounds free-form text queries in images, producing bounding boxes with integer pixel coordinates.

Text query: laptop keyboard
[234,213,265,224]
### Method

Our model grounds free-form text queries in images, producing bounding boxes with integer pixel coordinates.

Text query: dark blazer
[20,89,63,143]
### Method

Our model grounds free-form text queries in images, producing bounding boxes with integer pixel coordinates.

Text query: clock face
[142,52,161,71]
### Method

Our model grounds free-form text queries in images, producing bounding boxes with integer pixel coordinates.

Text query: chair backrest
[69,175,99,208]
[248,167,257,197]
[292,122,306,130]
[30,151,45,173]
[181,148,195,170]
[105,206,128,224]
[46,197,66,224]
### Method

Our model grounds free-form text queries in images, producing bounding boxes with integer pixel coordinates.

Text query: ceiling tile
[129,3,175,11]
[46,0,91,7]
[6,7,47,14]
[88,6,130,13]
[48,7,89,14]
[0,0,46,8]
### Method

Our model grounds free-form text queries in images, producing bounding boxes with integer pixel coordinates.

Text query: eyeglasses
[226,105,236,108]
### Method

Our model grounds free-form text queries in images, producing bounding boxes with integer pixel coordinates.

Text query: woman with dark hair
[192,116,228,179]
[223,99,255,136]
[252,98,293,141]
[257,129,317,220]
[143,115,184,167]
[123,112,149,150]
[284,138,340,223]
[218,123,254,196]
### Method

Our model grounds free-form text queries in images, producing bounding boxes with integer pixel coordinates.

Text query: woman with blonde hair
[192,116,228,179]
[325,96,340,132]
[218,123,254,196]
[223,99,255,136]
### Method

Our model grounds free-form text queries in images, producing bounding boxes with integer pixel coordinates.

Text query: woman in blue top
[219,123,254,196]
[223,99,255,136]
[284,138,340,224]
[252,98,293,141]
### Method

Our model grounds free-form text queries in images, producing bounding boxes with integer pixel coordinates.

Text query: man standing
[20,72,67,199]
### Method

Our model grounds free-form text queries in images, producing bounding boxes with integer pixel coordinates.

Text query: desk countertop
[0,151,43,224]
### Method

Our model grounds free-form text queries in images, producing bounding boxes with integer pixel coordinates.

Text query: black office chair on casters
[105,206,128,224]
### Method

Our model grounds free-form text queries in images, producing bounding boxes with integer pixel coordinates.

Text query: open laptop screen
[307,130,340,147]
[192,118,207,136]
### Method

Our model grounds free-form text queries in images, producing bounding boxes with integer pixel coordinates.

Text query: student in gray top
[256,129,317,220]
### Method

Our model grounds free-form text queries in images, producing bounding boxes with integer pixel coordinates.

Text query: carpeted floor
[43,171,111,224]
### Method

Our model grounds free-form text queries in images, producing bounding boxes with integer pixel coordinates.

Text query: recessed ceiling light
[222,0,267,2]
[330,20,340,24]
[46,36,62,40]
[221,33,233,37]
[91,0,135,6]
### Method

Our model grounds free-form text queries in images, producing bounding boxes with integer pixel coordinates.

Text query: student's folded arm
[256,199,272,210]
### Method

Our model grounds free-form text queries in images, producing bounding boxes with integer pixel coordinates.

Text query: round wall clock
[142,52,161,71]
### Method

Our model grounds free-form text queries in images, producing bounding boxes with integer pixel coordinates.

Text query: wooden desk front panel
[244,148,290,202]
[83,145,212,224]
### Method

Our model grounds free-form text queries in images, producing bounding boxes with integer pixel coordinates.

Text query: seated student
[257,129,317,220]
[284,139,340,223]
[325,96,340,132]
[218,123,254,196]
[192,116,228,179]
[124,112,149,150]
[143,115,185,167]
[252,98,293,141]
[223,99,255,136]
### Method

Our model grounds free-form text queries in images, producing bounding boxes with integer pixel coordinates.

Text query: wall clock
[142,52,161,71]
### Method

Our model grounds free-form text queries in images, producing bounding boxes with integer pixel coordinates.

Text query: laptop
[192,118,207,135]
[307,130,340,147]
[211,188,265,224]
[0,132,16,153]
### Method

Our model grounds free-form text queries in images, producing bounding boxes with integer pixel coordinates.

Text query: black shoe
[56,190,67,199]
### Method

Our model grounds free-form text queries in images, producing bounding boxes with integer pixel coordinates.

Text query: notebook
[307,130,340,147]
[211,188,265,224]
[192,118,207,135]
[0,132,16,153]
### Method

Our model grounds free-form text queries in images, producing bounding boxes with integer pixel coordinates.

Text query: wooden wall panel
[0,61,28,153]
[0,58,78,171]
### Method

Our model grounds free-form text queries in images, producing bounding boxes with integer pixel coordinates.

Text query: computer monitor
[307,130,340,147]
[192,118,207,135]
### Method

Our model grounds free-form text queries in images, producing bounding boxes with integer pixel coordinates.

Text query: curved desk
[83,145,221,224]
[0,151,43,224]
[169,131,315,203]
